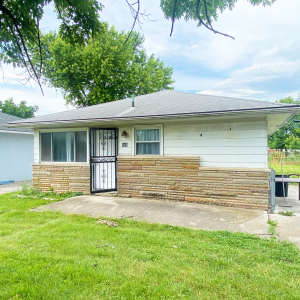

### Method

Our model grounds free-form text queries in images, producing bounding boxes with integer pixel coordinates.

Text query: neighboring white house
[5,91,300,209]
[0,111,33,182]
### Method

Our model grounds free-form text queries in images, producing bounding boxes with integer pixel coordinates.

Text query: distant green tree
[0,98,38,118]
[268,97,300,149]
[285,135,300,149]
[277,96,300,105]
[37,27,174,107]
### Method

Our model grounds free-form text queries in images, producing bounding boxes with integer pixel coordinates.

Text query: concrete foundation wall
[117,156,270,210]
[32,164,90,194]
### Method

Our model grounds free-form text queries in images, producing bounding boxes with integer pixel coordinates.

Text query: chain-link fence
[268,149,300,165]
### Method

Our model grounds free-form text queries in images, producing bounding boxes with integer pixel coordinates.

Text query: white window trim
[132,124,163,156]
[39,127,89,164]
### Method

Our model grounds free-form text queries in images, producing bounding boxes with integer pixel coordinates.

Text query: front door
[90,128,118,193]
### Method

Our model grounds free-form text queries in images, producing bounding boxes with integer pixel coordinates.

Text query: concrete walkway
[269,185,300,248]
[32,195,269,236]
[0,180,31,195]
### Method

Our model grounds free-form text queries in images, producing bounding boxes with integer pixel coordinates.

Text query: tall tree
[38,27,174,106]
[0,0,276,91]
[268,97,300,149]
[0,98,38,118]
[0,0,103,92]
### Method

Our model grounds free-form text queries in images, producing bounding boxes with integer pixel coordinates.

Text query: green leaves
[0,0,103,92]
[268,97,300,149]
[0,98,39,118]
[39,27,174,107]
[161,0,276,37]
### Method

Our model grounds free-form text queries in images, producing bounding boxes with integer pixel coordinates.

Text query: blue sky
[0,0,299,115]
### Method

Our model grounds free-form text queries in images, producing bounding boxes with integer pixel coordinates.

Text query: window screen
[136,129,160,155]
[41,132,52,162]
[52,132,74,162]
[75,131,87,162]
[40,131,87,162]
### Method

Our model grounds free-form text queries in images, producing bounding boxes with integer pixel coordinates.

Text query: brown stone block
[182,164,199,170]
[139,191,167,198]
[149,179,176,185]
[118,178,142,183]
[118,172,145,177]
[156,171,186,176]
[44,167,64,172]
[198,177,228,182]
[131,161,156,166]
[185,196,217,204]
[186,171,199,176]
[198,172,229,178]
[118,165,142,170]
[231,179,267,185]
[69,183,90,188]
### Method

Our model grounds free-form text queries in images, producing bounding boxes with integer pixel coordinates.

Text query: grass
[278,211,295,217]
[267,220,278,236]
[268,164,300,177]
[268,163,300,186]
[1,193,300,299]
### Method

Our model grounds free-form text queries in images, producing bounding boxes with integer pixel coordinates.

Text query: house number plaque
[122,143,128,147]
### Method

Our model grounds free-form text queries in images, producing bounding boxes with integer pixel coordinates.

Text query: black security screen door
[90,128,118,193]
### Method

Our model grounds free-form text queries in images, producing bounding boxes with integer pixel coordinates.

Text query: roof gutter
[4,105,300,128]
[0,129,33,134]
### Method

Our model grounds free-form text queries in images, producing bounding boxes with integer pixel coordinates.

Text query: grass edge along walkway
[0,192,300,299]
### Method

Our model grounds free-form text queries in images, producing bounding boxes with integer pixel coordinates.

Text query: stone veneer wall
[117,156,270,210]
[32,164,90,194]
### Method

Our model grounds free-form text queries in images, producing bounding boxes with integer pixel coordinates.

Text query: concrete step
[94,191,118,197]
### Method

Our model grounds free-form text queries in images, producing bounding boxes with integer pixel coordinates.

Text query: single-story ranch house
[5,91,300,209]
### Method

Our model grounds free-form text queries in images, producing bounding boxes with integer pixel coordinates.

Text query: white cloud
[0,65,72,116]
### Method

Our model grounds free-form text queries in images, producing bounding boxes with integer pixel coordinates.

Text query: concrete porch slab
[31,196,269,236]
[269,185,300,248]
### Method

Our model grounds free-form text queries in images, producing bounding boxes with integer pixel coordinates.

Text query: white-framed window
[132,125,163,155]
[39,128,88,163]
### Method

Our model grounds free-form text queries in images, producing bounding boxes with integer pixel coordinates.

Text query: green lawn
[269,163,300,176]
[1,193,300,299]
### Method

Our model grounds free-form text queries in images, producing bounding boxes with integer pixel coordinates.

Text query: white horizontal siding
[117,118,268,168]
[118,127,132,155]
[200,162,267,168]
[164,138,266,147]
[200,154,267,163]
[34,129,39,163]
[164,147,266,155]
[164,120,268,168]
[165,129,267,140]
[164,121,266,133]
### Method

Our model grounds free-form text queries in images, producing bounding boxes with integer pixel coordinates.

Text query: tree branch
[36,17,43,76]
[202,0,213,29]
[123,0,152,45]
[1,5,44,94]
[196,0,235,40]
[170,0,178,37]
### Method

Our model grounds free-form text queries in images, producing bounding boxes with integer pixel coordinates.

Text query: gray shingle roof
[5,91,300,127]
[0,112,33,133]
